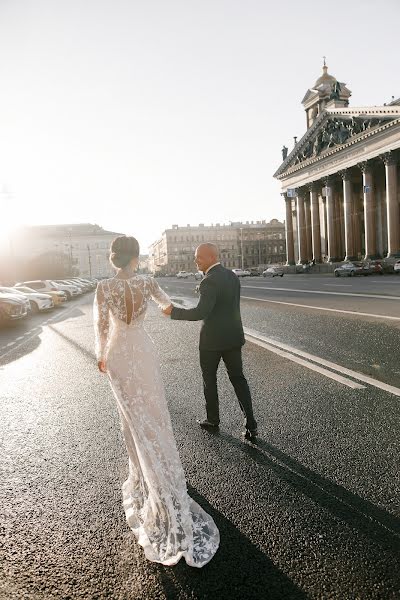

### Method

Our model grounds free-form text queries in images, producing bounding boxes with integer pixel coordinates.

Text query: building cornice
[274,107,400,179]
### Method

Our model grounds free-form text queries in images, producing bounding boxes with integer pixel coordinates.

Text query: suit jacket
[171,264,245,351]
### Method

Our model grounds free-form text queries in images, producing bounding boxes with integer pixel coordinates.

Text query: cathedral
[274,61,400,264]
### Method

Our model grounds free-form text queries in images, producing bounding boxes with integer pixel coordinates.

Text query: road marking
[323,284,352,287]
[242,285,400,301]
[15,336,25,341]
[244,328,400,398]
[245,335,365,389]
[241,296,400,321]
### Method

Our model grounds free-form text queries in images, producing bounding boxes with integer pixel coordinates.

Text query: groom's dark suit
[170,264,257,430]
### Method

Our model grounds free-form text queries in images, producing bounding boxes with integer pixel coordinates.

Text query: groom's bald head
[195,243,219,273]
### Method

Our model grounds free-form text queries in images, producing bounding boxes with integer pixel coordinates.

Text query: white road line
[323,284,352,287]
[241,296,400,321]
[244,328,400,398]
[15,336,25,341]
[245,335,365,389]
[242,285,400,301]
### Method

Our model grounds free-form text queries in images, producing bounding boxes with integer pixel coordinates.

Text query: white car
[16,280,80,300]
[232,268,250,277]
[394,261,400,274]
[15,285,67,306]
[0,286,54,312]
[176,271,193,279]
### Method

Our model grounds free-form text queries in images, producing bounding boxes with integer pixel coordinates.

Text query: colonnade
[284,153,400,264]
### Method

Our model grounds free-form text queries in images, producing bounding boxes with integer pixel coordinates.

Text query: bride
[93,235,219,567]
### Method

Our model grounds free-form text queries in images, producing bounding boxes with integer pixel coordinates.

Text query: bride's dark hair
[110,236,140,269]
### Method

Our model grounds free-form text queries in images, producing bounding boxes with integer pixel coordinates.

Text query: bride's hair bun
[109,236,140,269]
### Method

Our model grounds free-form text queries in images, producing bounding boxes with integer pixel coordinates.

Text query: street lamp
[257,232,261,266]
[240,227,244,269]
[87,244,92,277]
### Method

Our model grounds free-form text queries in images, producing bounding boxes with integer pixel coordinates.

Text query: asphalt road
[1,277,399,599]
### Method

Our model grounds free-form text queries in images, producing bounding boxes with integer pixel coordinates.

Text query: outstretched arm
[170,277,217,321]
[148,277,172,310]
[93,282,110,371]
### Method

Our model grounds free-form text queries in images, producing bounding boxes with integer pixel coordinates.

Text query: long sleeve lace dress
[93,275,219,567]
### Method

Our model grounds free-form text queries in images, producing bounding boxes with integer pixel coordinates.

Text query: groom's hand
[162,304,173,316]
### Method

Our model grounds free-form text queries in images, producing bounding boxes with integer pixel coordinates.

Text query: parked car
[55,280,84,294]
[0,292,29,322]
[394,261,400,274]
[334,262,370,277]
[232,268,251,277]
[0,286,53,313]
[194,272,204,280]
[263,267,284,277]
[15,285,67,306]
[16,280,80,300]
[248,268,261,277]
[176,271,193,279]
[73,277,96,290]
[0,288,31,313]
[367,261,384,275]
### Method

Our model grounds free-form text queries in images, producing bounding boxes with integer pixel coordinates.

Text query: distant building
[149,220,286,274]
[11,223,122,278]
[274,62,400,264]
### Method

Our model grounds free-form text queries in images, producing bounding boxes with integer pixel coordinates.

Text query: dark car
[0,293,29,323]
[367,261,384,275]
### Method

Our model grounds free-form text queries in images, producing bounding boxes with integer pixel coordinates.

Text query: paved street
[1,276,400,599]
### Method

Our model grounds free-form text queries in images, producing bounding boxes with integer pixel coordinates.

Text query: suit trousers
[199,347,257,430]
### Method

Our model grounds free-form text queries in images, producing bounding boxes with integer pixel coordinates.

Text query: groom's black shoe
[243,428,258,440]
[197,419,219,429]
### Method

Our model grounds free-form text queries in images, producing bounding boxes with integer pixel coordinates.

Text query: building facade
[12,223,122,279]
[149,220,286,274]
[274,63,400,265]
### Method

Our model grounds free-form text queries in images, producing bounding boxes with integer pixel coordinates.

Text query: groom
[163,243,258,439]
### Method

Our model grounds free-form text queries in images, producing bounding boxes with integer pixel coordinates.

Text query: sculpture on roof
[281,145,288,160]
[330,81,342,100]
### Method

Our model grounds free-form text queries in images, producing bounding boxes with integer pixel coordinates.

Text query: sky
[0,0,399,251]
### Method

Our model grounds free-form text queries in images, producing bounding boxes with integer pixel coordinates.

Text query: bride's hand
[98,360,107,373]
[162,304,173,316]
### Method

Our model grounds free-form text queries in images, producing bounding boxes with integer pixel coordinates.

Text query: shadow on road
[216,431,400,555]
[48,324,96,363]
[0,304,86,367]
[156,485,307,600]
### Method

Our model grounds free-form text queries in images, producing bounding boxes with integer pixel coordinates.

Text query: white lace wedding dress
[93,275,219,567]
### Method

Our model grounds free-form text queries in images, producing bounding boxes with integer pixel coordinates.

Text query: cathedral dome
[314,63,336,88]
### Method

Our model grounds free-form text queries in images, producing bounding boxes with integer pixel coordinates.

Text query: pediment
[274,106,400,178]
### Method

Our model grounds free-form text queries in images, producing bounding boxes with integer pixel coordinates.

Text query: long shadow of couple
[157,431,400,599]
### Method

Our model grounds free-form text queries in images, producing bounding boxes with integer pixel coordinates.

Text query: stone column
[309,183,322,262]
[304,198,312,260]
[360,161,379,260]
[283,193,295,265]
[296,191,308,264]
[340,170,356,261]
[383,153,400,258]
[322,197,328,259]
[325,178,339,262]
